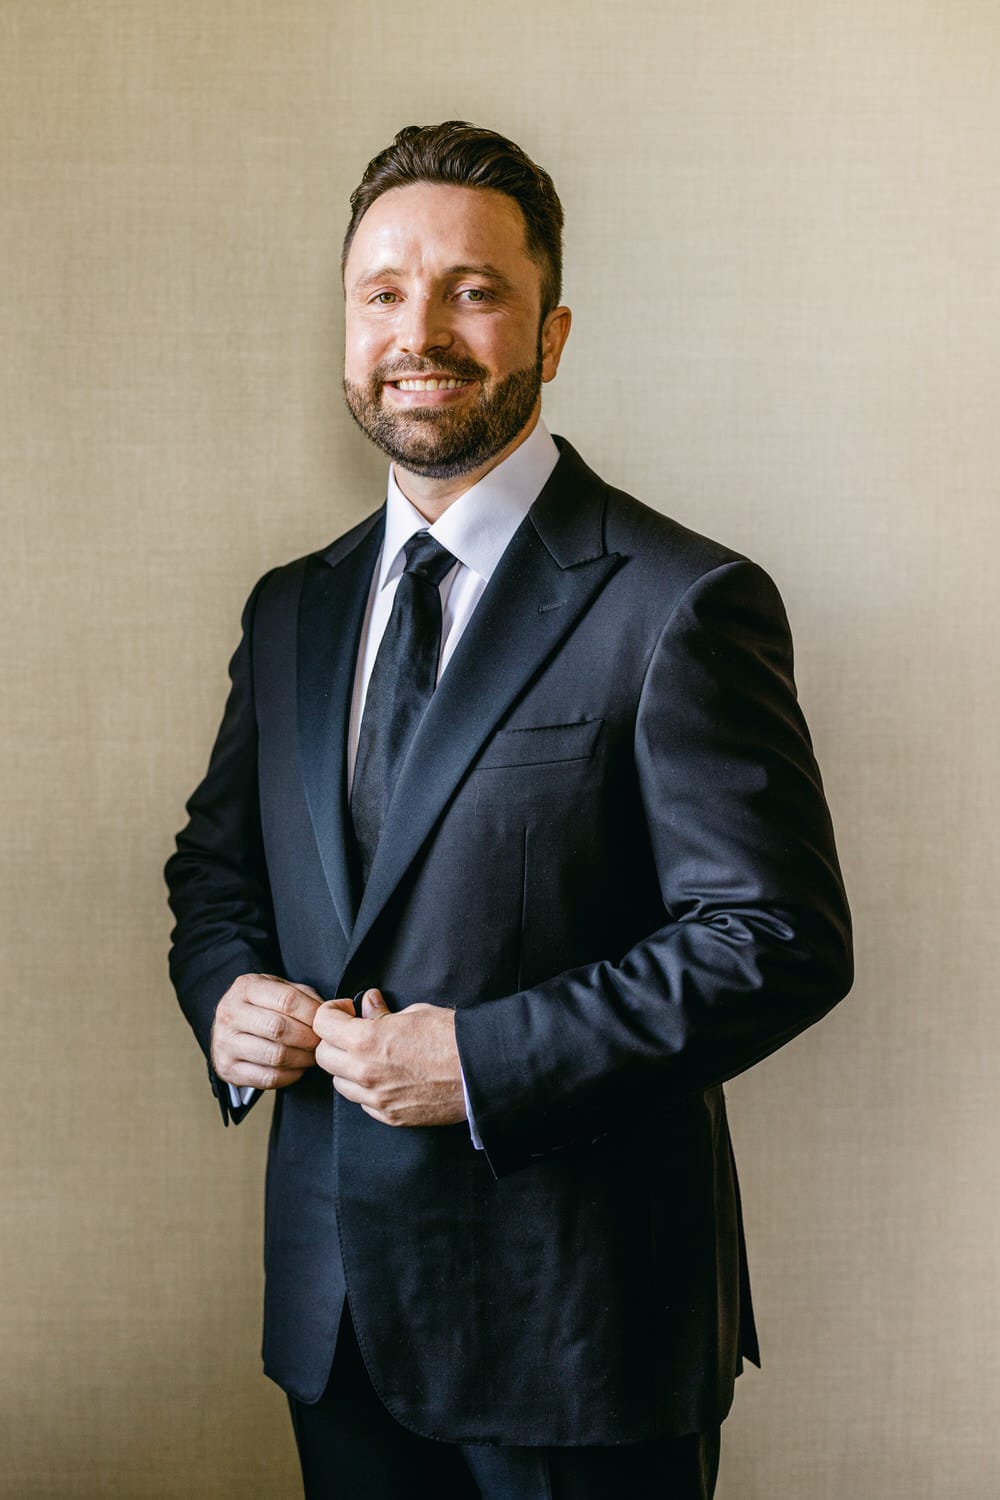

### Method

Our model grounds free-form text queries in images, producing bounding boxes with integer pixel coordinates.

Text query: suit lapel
[343,442,621,971]
[297,510,384,938]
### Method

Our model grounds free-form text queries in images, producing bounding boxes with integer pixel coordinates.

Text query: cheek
[481,322,538,377]
[344,319,390,381]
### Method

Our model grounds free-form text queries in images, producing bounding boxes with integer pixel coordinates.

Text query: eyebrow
[351,262,516,293]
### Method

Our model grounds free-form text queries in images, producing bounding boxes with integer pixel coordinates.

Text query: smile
[390,378,473,392]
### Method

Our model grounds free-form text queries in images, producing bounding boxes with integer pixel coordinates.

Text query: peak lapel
[343,447,621,971]
[297,512,384,938]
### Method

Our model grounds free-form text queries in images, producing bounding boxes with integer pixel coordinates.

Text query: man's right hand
[210,974,338,1091]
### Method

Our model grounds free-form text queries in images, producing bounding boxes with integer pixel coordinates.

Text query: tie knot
[403,531,456,587]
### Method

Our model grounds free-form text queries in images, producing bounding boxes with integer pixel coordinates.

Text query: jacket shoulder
[245,507,385,613]
[604,484,746,577]
[549,437,752,591]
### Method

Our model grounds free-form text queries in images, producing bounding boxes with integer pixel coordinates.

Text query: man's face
[343,182,568,480]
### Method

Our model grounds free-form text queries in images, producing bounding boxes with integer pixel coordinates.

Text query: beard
[343,349,543,480]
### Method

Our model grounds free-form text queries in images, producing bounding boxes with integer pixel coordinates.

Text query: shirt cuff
[461,1065,484,1150]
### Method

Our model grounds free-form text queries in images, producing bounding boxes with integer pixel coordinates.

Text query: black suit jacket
[165,439,852,1444]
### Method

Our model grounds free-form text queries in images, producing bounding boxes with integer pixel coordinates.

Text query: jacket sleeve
[454,558,853,1177]
[164,574,282,1125]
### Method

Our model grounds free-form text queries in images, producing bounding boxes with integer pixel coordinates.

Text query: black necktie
[350,531,457,885]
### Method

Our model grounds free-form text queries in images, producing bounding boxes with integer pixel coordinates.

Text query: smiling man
[166,123,852,1499]
[342,175,569,508]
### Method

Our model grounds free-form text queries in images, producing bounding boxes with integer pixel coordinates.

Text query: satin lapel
[343,489,621,970]
[297,512,384,938]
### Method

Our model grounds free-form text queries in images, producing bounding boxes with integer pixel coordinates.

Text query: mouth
[386,377,474,392]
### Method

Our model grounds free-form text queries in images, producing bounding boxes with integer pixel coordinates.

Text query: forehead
[345,182,536,287]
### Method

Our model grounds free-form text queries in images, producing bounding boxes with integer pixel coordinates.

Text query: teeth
[394,378,469,391]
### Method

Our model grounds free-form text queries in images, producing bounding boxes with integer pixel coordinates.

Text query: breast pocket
[466,718,611,989]
[475,718,604,770]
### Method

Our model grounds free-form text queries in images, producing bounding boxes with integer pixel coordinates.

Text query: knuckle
[263,1012,286,1041]
[275,986,298,1017]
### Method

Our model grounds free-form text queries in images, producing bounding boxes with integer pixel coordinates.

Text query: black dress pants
[288,1308,720,1500]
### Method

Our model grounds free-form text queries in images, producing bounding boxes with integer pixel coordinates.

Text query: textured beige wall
[3,2,998,1496]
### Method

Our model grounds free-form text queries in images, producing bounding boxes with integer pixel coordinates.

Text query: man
[166,122,852,1499]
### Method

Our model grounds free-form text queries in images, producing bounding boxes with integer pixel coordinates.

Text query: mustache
[371,354,489,384]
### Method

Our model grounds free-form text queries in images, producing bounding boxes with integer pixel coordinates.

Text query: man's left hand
[313,989,467,1127]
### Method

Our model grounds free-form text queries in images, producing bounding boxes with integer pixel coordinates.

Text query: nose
[397,294,453,357]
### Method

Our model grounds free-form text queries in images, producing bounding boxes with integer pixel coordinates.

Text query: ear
[540,305,572,383]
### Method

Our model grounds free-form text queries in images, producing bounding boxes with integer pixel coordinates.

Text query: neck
[392,407,540,522]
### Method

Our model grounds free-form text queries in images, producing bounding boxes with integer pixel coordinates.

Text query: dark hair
[342,122,564,317]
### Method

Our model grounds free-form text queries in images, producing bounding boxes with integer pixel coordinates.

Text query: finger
[232,1004,320,1053]
[259,975,322,996]
[221,1062,307,1091]
[258,974,322,999]
[289,982,323,1001]
[331,1075,392,1125]
[331,1074,384,1113]
[322,997,358,1018]
[315,1038,358,1078]
[315,1036,380,1084]
[231,1033,318,1073]
[330,1075,402,1128]
[243,976,322,1026]
[361,988,390,1019]
[313,1002,368,1048]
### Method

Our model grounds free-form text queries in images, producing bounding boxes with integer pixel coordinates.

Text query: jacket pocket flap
[477,719,604,770]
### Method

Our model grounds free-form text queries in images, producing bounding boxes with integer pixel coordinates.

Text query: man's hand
[211,973,348,1091]
[313,988,467,1127]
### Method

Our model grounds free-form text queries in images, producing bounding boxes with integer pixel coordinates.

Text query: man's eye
[460,288,488,303]
[372,292,398,304]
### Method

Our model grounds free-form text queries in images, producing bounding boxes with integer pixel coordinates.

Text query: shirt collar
[378,420,560,592]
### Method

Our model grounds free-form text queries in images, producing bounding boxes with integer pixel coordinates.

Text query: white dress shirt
[228,420,561,1118]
